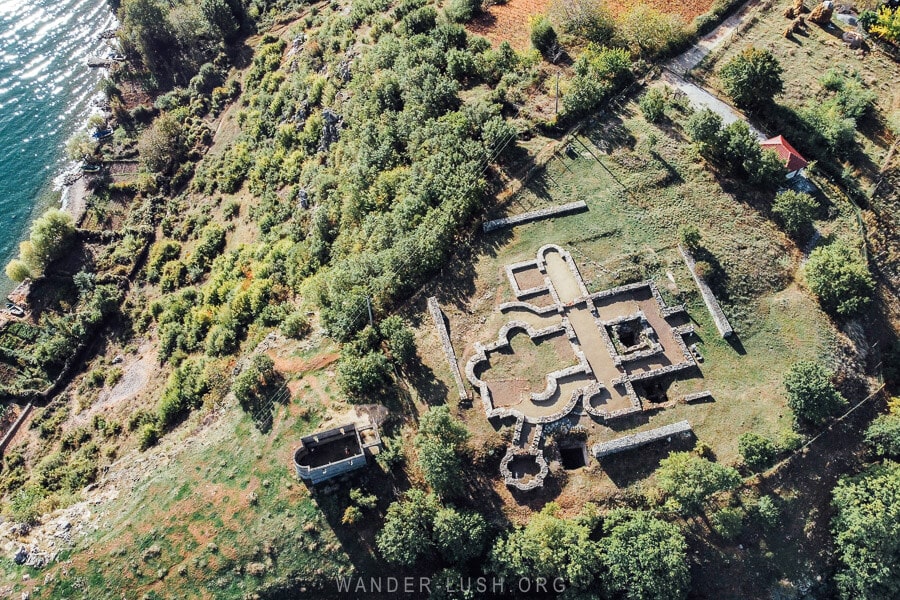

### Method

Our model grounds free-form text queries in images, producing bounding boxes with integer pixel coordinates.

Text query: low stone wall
[427,297,470,402]
[0,403,32,454]
[500,448,550,491]
[484,201,588,233]
[682,390,713,403]
[592,420,693,458]
[679,245,734,338]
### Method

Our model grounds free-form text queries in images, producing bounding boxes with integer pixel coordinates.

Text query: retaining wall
[427,297,470,402]
[592,420,693,458]
[483,201,588,233]
[679,246,734,338]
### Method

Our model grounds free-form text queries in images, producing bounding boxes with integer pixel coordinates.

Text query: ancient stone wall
[679,245,734,338]
[483,201,588,233]
[592,420,693,458]
[427,297,470,402]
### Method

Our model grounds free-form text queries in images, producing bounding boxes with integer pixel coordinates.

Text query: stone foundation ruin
[462,244,703,490]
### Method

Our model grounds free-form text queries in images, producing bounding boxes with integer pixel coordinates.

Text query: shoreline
[60,174,90,226]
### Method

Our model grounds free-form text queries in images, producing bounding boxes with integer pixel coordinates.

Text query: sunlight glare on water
[0,0,114,294]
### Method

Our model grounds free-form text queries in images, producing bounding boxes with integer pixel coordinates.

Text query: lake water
[0,0,114,296]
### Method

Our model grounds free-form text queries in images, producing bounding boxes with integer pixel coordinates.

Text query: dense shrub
[639,87,667,123]
[562,45,630,119]
[804,242,875,317]
[157,357,211,427]
[832,462,900,599]
[147,240,182,282]
[719,47,783,109]
[864,413,900,458]
[529,15,558,57]
[655,452,741,515]
[738,432,777,471]
[772,190,818,237]
[784,361,847,428]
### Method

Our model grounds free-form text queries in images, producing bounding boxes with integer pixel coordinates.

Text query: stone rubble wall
[506,261,548,298]
[427,297,470,402]
[679,245,734,338]
[682,390,713,403]
[500,448,550,490]
[592,420,693,458]
[484,201,588,233]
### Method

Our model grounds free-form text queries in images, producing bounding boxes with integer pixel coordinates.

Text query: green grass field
[416,96,857,478]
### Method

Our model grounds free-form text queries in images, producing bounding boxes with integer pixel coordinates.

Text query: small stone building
[293,422,380,484]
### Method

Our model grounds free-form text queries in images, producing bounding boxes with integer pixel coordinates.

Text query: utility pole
[366,296,374,327]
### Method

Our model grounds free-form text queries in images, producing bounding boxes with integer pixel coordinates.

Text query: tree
[200,0,239,41]
[380,315,417,365]
[639,87,667,123]
[678,224,702,252]
[27,209,76,271]
[832,461,900,599]
[490,503,602,590]
[280,311,310,339]
[416,406,470,497]
[376,489,440,565]
[233,354,276,410]
[754,495,781,529]
[686,108,723,156]
[738,432,778,471]
[615,4,686,57]
[804,242,875,317]
[445,0,481,23]
[65,131,98,162]
[548,0,615,43]
[599,510,690,600]
[865,413,900,458]
[529,15,558,58]
[710,506,744,541]
[138,112,187,174]
[433,507,489,564]
[719,47,783,109]
[783,361,847,427]
[655,452,741,515]
[562,45,630,118]
[772,190,818,237]
[119,0,181,85]
[336,350,392,400]
[5,259,31,283]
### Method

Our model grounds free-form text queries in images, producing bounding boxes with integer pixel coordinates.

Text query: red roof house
[760,135,809,176]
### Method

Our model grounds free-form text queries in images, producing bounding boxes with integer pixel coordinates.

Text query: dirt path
[660,0,767,140]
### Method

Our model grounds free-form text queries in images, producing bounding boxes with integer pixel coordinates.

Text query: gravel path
[661,0,767,140]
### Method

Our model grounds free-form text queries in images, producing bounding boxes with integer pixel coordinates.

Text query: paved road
[660,0,767,140]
